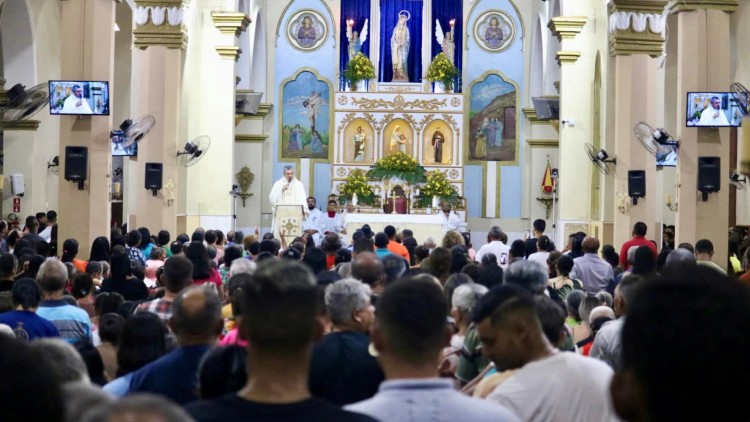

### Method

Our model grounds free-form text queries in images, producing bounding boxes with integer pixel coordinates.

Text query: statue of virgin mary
[390,11,410,82]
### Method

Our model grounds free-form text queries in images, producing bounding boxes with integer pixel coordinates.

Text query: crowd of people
[1,213,749,421]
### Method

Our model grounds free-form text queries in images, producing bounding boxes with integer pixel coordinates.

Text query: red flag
[542,161,554,193]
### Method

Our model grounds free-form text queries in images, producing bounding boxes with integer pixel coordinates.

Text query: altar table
[345,213,445,244]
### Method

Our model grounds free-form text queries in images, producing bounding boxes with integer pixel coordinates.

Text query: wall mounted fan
[110,115,155,154]
[47,156,60,175]
[177,136,211,167]
[633,122,679,163]
[731,82,749,115]
[0,83,49,124]
[730,171,746,190]
[584,142,616,175]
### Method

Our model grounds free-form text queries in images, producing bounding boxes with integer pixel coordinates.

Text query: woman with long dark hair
[100,245,148,301]
[61,238,87,273]
[137,227,154,258]
[186,242,223,294]
[102,312,168,396]
[89,236,111,263]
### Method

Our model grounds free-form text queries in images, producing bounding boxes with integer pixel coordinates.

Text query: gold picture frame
[382,118,415,158]
[342,118,375,164]
[422,120,453,166]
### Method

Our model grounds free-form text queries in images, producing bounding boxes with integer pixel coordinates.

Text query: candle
[347,19,354,28]
[114,182,121,195]
[665,193,671,205]
[449,19,455,36]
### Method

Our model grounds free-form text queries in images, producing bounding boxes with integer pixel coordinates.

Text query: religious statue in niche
[434,19,456,65]
[391,10,411,82]
[473,10,515,52]
[383,119,413,157]
[468,73,518,162]
[353,126,366,161]
[280,70,330,159]
[390,125,407,153]
[346,19,369,61]
[287,10,327,51]
[431,128,445,163]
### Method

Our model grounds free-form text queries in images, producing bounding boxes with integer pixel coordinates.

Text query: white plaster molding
[135,6,150,25]
[167,7,183,26]
[152,6,166,25]
[135,5,186,27]
[608,11,666,34]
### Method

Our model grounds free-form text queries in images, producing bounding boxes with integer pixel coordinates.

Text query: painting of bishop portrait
[280,71,331,159]
[468,74,518,163]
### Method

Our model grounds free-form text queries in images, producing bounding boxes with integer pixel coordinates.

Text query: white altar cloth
[345,213,445,244]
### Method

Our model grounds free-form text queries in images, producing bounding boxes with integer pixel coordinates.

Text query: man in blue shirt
[35,259,91,343]
[0,277,59,341]
[129,285,222,405]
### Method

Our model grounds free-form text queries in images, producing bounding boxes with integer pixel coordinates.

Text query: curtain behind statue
[339,0,371,78]
[431,0,462,90]
[378,0,423,83]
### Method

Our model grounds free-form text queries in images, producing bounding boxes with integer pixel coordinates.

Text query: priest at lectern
[269,165,308,237]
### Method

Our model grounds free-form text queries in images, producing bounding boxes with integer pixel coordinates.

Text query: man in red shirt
[619,222,657,270]
[384,225,409,261]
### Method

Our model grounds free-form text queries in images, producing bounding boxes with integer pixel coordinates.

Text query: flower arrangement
[338,169,376,205]
[367,151,427,184]
[416,170,459,207]
[425,53,458,89]
[343,53,375,88]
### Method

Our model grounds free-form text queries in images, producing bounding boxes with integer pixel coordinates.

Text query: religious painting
[382,118,414,157]
[422,120,453,166]
[473,10,515,53]
[287,10,328,52]
[468,73,518,163]
[280,70,331,159]
[343,118,375,164]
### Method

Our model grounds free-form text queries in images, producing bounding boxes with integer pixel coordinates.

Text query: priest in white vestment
[697,96,730,126]
[269,165,308,237]
[303,197,326,246]
[441,202,461,233]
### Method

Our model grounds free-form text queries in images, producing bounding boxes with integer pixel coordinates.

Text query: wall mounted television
[686,92,742,127]
[49,80,110,115]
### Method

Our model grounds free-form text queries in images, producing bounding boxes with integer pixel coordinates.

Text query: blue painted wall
[465,0,525,218]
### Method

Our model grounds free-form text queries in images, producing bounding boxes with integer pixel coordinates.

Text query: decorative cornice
[235,134,268,143]
[608,1,667,57]
[215,46,242,61]
[548,16,588,41]
[609,0,669,13]
[609,30,666,57]
[133,0,189,50]
[235,103,273,120]
[668,0,737,13]
[556,51,582,65]
[0,120,41,131]
[211,12,251,37]
[523,108,553,125]
[527,139,560,147]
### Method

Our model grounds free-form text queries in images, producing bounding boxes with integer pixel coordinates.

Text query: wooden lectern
[273,205,305,239]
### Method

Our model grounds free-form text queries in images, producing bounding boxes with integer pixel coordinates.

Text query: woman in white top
[528,235,553,267]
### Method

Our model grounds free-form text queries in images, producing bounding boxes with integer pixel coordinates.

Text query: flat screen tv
[110,130,137,156]
[49,80,110,115]
[686,92,742,127]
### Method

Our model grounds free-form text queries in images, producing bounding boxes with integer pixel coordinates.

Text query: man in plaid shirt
[136,255,194,325]
[126,230,147,267]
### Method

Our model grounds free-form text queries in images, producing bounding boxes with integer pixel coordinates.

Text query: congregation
[1,213,749,421]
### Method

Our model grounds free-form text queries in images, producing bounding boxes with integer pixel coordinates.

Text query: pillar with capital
[58,0,116,258]
[669,0,737,265]
[608,0,668,251]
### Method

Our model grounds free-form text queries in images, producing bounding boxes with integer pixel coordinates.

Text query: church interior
[0,0,748,263]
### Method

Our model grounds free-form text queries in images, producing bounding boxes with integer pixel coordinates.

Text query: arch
[530,15,544,99]
[0,0,35,87]
[590,51,602,219]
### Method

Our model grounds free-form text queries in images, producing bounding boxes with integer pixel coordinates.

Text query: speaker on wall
[698,156,720,201]
[628,170,646,205]
[64,146,88,190]
[145,162,163,196]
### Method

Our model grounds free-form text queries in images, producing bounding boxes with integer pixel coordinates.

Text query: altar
[345,213,446,244]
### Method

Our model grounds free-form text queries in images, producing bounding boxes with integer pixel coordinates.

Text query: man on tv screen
[61,84,93,114]
[697,96,729,126]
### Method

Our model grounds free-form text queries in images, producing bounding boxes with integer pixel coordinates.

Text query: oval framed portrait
[287,10,328,52]
[473,10,515,53]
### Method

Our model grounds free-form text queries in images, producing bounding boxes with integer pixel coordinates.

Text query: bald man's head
[582,237,600,254]
[351,252,385,288]
[169,285,222,344]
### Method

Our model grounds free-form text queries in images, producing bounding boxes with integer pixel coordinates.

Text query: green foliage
[425,53,458,87]
[338,169,376,205]
[367,151,427,184]
[343,53,375,84]
[415,170,459,207]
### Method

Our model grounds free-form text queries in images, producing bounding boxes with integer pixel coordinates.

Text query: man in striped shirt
[36,258,92,344]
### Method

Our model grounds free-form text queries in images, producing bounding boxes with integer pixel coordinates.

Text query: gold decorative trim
[215,46,242,61]
[133,0,189,50]
[211,12,251,37]
[350,95,447,112]
[608,0,668,13]
[668,0,737,13]
[235,103,273,121]
[235,134,267,143]
[556,51,581,65]
[522,108,554,125]
[0,120,41,131]
[527,139,559,147]
[609,30,665,57]
[548,16,587,41]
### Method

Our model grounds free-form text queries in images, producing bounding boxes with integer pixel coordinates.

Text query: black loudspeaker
[145,163,163,196]
[698,156,721,201]
[64,146,88,190]
[628,170,646,205]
